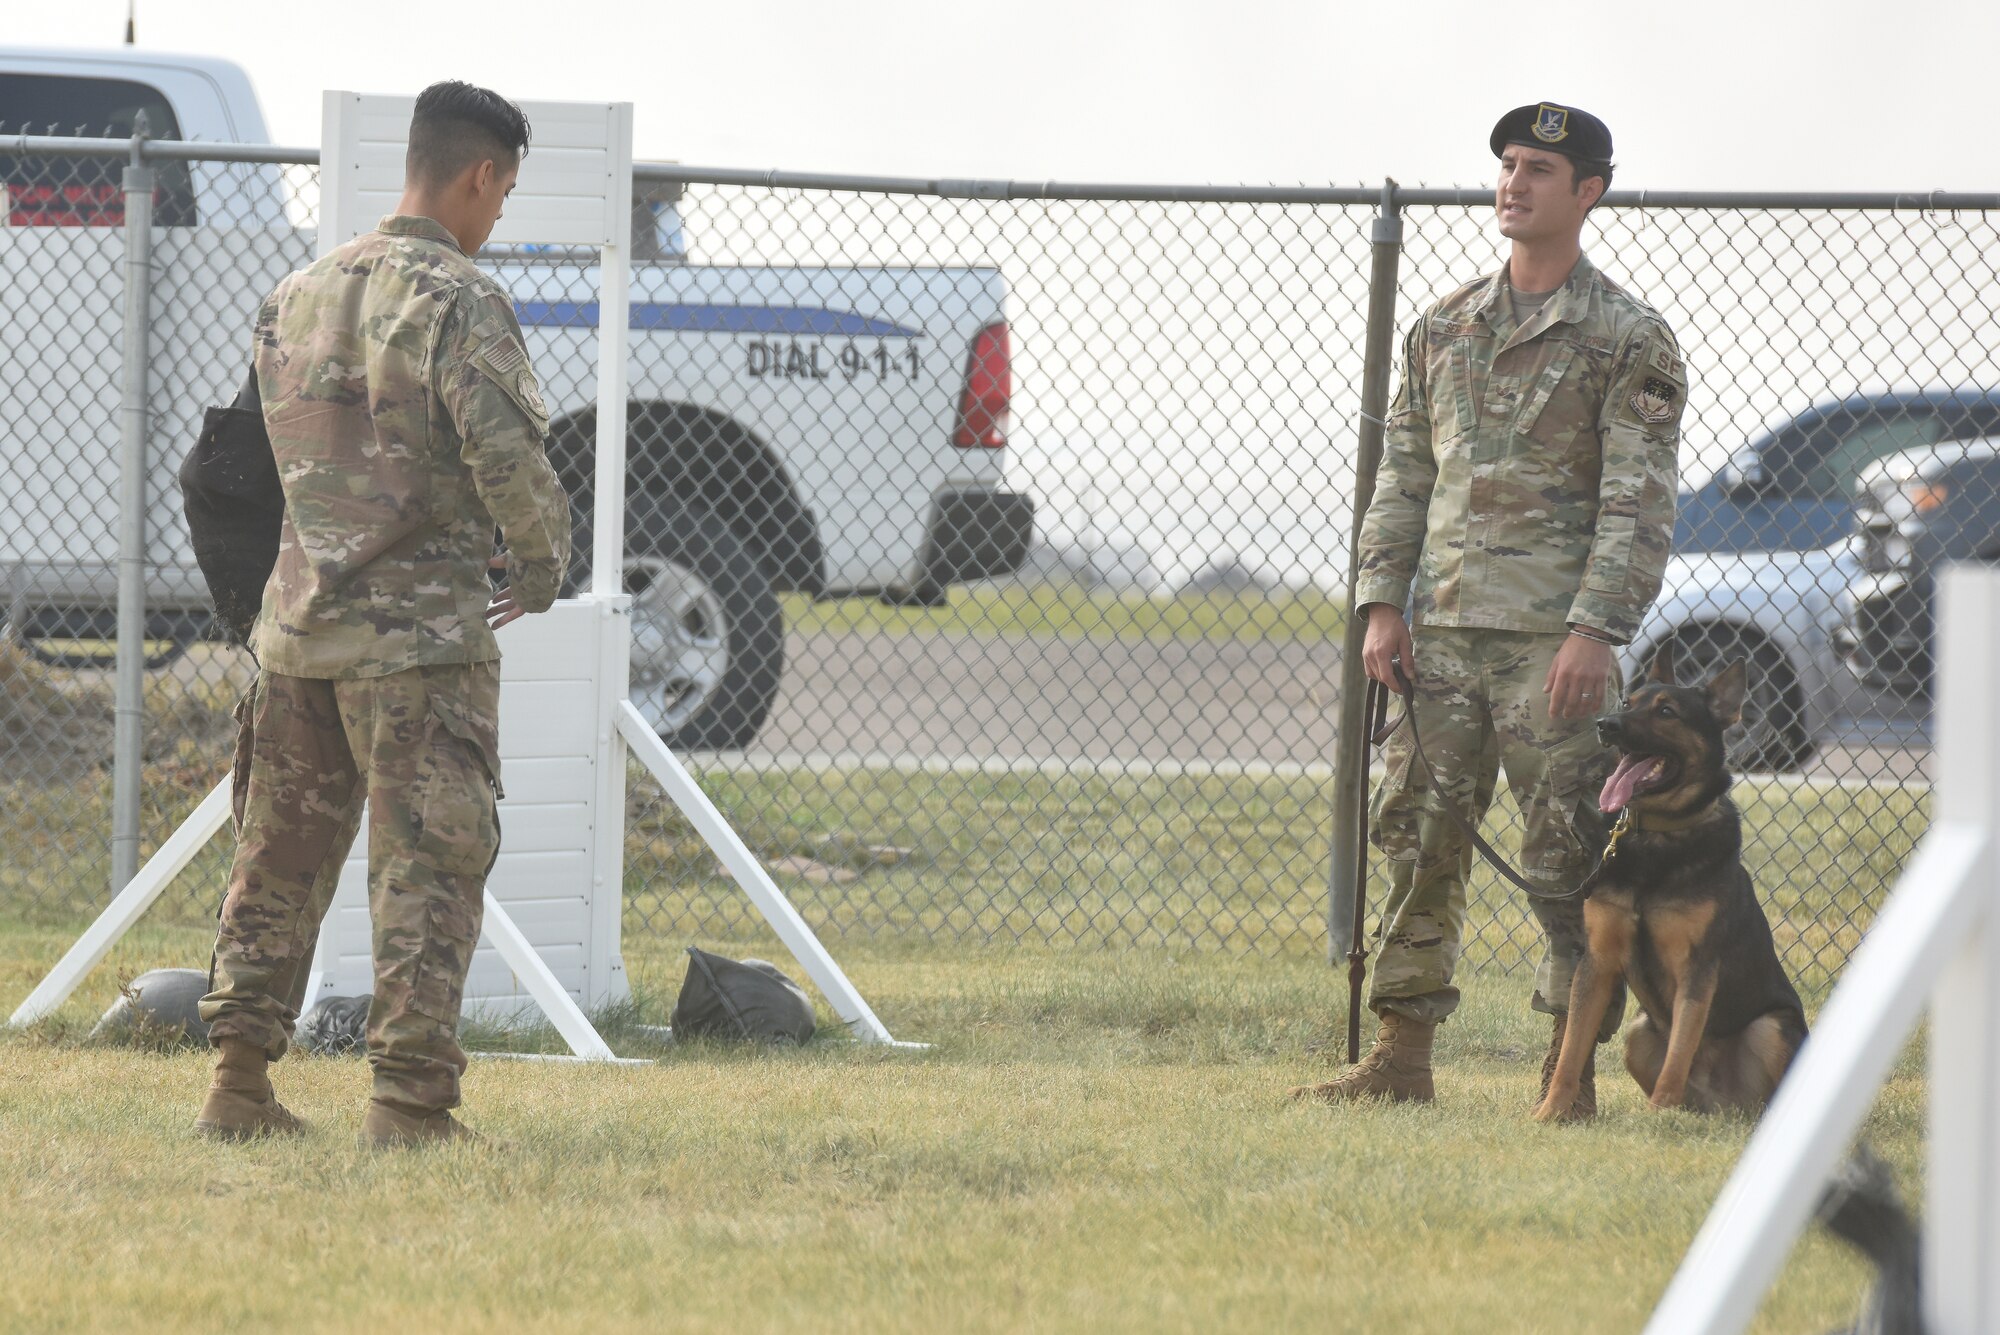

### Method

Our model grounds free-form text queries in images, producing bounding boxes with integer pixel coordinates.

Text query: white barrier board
[303,601,628,1021]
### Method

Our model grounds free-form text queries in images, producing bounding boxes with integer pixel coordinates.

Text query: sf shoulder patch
[1630,376,1679,424]
[1533,105,1569,144]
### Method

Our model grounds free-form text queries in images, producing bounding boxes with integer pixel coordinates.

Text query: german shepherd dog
[1532,649,1809,1122]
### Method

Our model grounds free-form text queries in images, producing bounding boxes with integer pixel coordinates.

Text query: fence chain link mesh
[1,136,1978,991]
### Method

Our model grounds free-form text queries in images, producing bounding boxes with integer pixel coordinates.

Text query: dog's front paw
[1647,1090,1686,1112]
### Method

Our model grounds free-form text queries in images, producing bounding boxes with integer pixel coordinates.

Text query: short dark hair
[406,81,531,188]
[1569,156,1615,204]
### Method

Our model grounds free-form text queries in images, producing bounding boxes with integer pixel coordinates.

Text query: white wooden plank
[490,198,612,246]
[328,865,592,920]
[511,157,620,195]
[303,804,591,862]
[350,142,412,178]
[497,680,597,757]
[486,756,594,806]
[469,943,586,978]
[495,600,601,678]
[325,950,587,1004]
[520,106,620,148]
[487,850,594,898]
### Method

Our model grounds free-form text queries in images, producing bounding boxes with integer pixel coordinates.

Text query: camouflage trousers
[1367,626,1624,1036]
[199,662,503,1111]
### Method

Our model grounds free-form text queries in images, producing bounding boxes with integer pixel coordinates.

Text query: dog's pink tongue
[1600,755,1661,814]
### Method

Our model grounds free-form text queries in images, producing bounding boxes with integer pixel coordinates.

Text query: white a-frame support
[9,92,909,1053]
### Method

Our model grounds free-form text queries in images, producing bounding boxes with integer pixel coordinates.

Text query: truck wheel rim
[626,556,730,732]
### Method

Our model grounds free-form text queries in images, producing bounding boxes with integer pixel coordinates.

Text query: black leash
[1346,675,1384,1064]
[1368,661,1557,899]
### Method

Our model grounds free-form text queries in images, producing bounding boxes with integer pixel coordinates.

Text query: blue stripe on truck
[515,301,922,338]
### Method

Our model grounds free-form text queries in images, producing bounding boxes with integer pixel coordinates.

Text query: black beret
[1489,103,1612,163]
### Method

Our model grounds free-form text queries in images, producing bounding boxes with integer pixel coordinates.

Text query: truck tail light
[5,182,128,227]
[951,321,1010,448]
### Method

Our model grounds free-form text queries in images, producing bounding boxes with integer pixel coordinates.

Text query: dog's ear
[1708,658,1748,728]
[1647,641,1679,687]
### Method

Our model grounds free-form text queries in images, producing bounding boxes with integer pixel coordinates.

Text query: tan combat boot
[361,1098,484,1149]
[1538,1012,1597,1119]
[193,1038,307,1140]
[1289,1012,1436,1104]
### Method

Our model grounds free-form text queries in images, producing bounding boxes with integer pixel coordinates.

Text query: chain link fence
[3,126,1991,990]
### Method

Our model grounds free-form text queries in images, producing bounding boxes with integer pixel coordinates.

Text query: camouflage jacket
[249,215,571,678]
[1354,253,1684,644]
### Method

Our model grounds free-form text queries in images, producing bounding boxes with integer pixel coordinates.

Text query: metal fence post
[1327,180,1403,964]
[111,120,155,893]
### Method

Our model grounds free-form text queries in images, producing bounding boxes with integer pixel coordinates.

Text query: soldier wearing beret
[193,82,571,1146]
[1294,103,1685,1110]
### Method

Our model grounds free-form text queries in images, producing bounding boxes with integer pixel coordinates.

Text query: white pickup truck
[0,47,1031,747]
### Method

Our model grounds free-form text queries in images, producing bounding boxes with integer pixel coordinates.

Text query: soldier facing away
[1293,103,1685,1109]
[194,82,571,1146]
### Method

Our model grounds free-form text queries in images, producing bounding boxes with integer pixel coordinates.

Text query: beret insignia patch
[1532,104,1570,144]
[1630,377,1678,424]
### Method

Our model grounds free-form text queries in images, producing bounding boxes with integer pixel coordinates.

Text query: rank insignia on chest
[1630,376,1678,424]
[1532,105,1569,143]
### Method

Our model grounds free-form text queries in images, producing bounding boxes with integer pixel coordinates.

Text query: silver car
[1618,541,1861,773]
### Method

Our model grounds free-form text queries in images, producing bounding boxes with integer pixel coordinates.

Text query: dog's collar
[1605,805,1712,851]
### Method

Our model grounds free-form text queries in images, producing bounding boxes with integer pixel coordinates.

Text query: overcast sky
[11,0,1999,191]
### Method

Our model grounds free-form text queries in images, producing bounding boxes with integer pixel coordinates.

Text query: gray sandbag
[670,947,815,1045]
[297,995,370,1055]
[89,968,210,1047]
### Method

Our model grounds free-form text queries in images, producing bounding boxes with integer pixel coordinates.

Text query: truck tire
[624,505,785,751]
[1656,626,1813,774]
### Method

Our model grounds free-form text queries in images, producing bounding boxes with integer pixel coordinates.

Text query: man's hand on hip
[485,553,526,630]
[1361,603,1417,691]
[1545,633,1615,720]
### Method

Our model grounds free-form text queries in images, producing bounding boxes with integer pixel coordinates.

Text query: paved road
[748,628,1933,787]
[754,629,1344,771]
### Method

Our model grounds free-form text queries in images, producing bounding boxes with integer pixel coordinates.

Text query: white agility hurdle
[1645,563,2000,1333]
[8,91,912,1055]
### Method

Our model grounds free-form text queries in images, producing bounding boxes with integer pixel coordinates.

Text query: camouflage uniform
[1354,253,1684,1028]
[201,215,570,1112]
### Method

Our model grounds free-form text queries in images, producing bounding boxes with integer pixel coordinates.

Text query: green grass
[0,927,1922,1335]
[782,583,1350,645]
